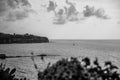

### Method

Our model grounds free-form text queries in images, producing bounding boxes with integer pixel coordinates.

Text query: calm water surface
[0,40,120,80]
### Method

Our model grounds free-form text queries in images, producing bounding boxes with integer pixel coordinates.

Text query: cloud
[47,1,57,12]
[7,0,18,9]
[20,0,31,6]
[83,5,110,19]
[48,0,79,25]
[0,0,8,16]
[46,0,110,25]
[47,1,66,25]
[7,0,31,8]
[53,15,66,25]
[53,9,66,24]
[65,0,78,19]
[0,0,32,21]
[6,10,29,21]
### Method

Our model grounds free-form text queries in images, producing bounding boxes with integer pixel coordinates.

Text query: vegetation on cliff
[0,32,49,44]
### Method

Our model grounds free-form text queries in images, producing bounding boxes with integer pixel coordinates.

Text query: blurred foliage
[0,57,120,80]
[0,63,28,80]
[38,57,120,80]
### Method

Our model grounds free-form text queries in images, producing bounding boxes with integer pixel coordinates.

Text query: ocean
[0,40,120,80]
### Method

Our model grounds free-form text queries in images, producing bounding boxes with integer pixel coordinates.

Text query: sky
[0,0,120,39]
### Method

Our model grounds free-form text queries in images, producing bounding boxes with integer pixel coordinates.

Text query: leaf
[5,68,10,74]
[10,68,16,75]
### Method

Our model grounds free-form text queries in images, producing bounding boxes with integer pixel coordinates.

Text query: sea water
[0,40,120,80]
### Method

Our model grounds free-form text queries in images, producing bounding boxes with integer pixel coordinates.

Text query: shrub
[1,57,120,80]
[38,57,120,80]
[0,63,28,80]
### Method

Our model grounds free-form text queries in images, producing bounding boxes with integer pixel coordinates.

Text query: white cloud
[0,0,120,39]
[0,0,33,21]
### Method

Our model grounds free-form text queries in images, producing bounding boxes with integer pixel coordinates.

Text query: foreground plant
[38,57,120,80]
[0,63,28,80]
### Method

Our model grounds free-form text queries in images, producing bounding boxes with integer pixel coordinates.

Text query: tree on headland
[0,32,49,44]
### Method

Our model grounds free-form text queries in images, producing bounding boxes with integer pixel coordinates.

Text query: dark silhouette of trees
[0,32,49,44]
[0,63,28,80]
[0,56,120,80]
[38,57,120,80]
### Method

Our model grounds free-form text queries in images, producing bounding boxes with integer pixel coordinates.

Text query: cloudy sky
[0,0,120,39]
